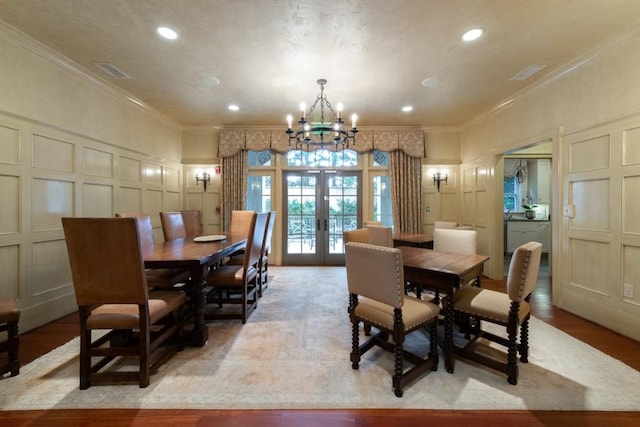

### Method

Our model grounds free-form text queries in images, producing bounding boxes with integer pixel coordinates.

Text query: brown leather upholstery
[257,211,276,296]
[205,212,266,323]
[62,217,186,389]
[0,296,21,377]
[160,211,186,241]
[450,241,543,385]
[226,210,257,260]
[116,212,190,289]
[345,242,440,397]
[181,210,203,237]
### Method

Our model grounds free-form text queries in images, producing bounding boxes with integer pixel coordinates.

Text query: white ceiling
[2,0,640,128]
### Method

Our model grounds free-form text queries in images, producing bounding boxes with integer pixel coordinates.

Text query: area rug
[2,266,640,411]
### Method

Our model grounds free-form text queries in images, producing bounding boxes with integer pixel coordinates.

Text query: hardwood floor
[2,264,640,426]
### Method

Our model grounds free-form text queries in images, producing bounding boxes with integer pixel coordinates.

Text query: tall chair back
[434,228,477,255]
[115,212,155,248]
[160,212,186,241]
[181,210,203,237]
[365,224,394,247]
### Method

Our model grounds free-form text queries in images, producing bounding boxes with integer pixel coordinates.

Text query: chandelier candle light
[286,79,358,150]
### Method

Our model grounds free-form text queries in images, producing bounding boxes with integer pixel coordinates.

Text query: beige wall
[461,31,640,341]
[0,23,184,332]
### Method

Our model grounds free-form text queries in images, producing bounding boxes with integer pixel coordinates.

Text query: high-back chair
[450,241,542,385]
[227,210,257,260]
[116,213,190,290]
[426,228,479,301]
[257,211,276,296]
[62,217,186,389]
[0,297,21,377]
[364,224,394,247]
[205,212,265,323]
[159,211,186,241]
[343,228,370,245]
[434,221,458,229]
[345,242,440,397]
[181,210,203,237]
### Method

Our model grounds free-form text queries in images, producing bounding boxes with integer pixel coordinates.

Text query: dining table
[393,232,434,249]
[142,232,246,346]
[399,246,489,373]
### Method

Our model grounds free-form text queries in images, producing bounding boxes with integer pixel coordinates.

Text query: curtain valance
[218,128,425,158]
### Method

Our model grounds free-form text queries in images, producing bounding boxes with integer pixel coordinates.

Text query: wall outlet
[623,283,634,299]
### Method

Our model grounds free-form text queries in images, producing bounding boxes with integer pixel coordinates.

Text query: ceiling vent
[93,62,131,79]
[510,64,547,81]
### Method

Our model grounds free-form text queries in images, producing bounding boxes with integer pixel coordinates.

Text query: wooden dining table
[393,232,434,248]
[142,232,246,346]
[399,246,489,373]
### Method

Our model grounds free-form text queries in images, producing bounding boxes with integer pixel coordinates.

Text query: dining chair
[424,228,479,301]
[257,211,276,296]
[159,211,187,241]
[449,241,542,385]
[345,242,440,397]
[363,220,382,226]
[180,210,203,237]
[62,217,186,389]
[434,221,458,229]
[226,210,257,260]
[116,213,190,290]
[0,296,21,377]
[343,228,370,245]
[364,224,394,247]
[205,211,265,323]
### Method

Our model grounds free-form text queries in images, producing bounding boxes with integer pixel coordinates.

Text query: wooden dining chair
[181,210,203,237]
[62,217,186,389]
[257,211,276,296]
[159,211,186,241]
[0,296,21,377]
[205,212,265,323]
[226,210,257,261]
[450,241,542,385]
[116,212,190,290]
[345,242,440,397]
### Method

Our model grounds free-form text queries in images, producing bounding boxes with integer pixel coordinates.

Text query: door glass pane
[286,175,316,254]
[372,175,393,227]
[327,174,358,254]
[247,175,271,212]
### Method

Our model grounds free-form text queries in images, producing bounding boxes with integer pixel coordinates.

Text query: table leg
[187,267,209,346]
[444,295,455,373]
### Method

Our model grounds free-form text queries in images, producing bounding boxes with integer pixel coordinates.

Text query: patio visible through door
[282,170,362,265]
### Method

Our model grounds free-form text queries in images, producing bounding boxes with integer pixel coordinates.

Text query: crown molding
[464,24,640,129]
[0,20,181,130]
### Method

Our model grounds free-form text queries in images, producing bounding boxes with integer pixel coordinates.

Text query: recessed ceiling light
[402,106,413,112]
[156,26,178,40]
[462,28,483,42]
[228,105,239,111]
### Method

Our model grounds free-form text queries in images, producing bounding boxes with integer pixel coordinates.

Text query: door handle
[317,219,320,231]
[324,218,328,231]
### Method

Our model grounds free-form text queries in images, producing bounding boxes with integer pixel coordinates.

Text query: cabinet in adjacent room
[507,221,550,253]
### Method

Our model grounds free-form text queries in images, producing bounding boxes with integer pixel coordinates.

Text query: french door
[282,170,362,265]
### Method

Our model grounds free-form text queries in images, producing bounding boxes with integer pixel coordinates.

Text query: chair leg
[350,319,361,369]
[519,318,530,363]
[507,322,519,385]
[428,322,439,371]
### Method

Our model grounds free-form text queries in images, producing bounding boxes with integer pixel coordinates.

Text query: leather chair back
[160,212,186,241]
[181,210,202,237]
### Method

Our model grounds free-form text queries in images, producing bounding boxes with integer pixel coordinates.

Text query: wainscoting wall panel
[0,113,183,332]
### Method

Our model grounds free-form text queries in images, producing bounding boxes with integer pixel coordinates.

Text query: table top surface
[399,246,489,276]
[393,232,434,243]
[142,232,246,266]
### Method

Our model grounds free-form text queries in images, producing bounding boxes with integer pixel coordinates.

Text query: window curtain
[389,150,422,233]
[221,150,248,231]
[504,159,527,183]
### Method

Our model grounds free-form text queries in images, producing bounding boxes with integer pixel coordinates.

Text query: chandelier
[286,79,358,150]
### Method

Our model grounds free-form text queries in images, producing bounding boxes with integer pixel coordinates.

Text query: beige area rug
[2,266,640,411]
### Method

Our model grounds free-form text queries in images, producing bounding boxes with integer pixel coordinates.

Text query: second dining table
[399,245,489,373]
[142,232,246,346]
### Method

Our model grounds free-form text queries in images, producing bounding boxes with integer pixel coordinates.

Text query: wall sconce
[433,171,448,192]
[195,171,211,192]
